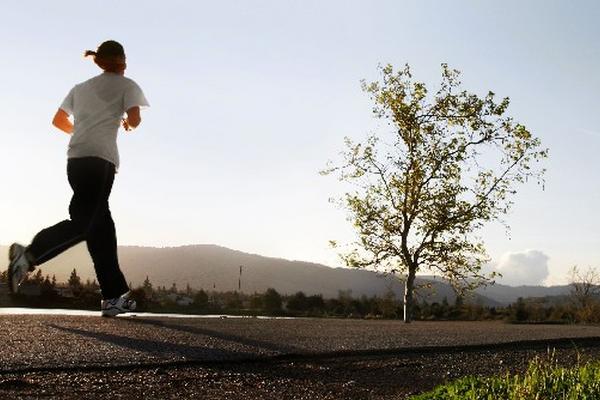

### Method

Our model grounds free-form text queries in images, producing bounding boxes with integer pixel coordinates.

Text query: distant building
[166,293,194,306]
[177,296,193,306]
[54,285,75,298]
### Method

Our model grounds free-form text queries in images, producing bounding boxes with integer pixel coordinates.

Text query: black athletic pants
[27,157,129,299]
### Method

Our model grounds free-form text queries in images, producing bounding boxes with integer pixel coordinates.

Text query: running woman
[6,40,149,317]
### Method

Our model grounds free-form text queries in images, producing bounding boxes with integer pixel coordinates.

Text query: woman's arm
[122,106,141,131]
[52,109,74,134]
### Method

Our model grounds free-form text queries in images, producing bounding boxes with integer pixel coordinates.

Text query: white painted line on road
[0,307,295,319]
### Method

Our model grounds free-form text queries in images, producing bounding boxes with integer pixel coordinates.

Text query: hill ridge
[0,244,568,304]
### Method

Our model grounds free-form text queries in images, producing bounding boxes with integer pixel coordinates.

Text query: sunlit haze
[1,1,600,286]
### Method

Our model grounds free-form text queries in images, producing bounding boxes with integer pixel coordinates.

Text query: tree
[379,289,399,319]
[286,291,309,313]
[512,297,529,322]
[307,294,325,314]
[85,279,100,292]
[451,294,465,319]
[323,64,547,322]
[249,293,263,310]
[31,269,44,285]
[569,265,600,322]
[142,276,153,298]
[68,268,82,294]
[262,288,282,314]
[194,289,209,309]
[40,275,56,298]
[224,291,242,309]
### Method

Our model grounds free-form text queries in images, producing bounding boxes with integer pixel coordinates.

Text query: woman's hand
[122,107,141,132]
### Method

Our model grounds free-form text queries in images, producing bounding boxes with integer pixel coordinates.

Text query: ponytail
[84,41,126,73]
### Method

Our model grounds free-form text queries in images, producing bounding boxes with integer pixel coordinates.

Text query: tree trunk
[403,267,416,323]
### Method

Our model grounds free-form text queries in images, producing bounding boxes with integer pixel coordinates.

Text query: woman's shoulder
[121,75,143,88]
[78,73,143,91]
[103,74,144,91]
[73,73,105,89]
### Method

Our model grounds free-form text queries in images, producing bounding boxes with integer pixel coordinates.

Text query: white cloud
[493,250,550,286]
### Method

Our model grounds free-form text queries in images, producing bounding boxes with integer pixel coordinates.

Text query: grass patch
[411,351,600,400]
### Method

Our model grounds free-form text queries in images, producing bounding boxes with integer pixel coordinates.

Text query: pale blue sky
[1,1,599,285]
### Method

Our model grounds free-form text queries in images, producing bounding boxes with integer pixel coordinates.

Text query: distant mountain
[475,282,571,305]
[0,244,569,305]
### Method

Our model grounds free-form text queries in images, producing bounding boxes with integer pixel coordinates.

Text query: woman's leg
[69,158,129,299]
[25,160,93,265]
[87,207,129,299]
[27,158,129,299]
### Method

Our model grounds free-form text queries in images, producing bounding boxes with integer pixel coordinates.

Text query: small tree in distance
[68,268,82,294]
[569,265,600,322]
[194,289,209,309]
[323,64,547,322]
[263,288,282,314]
[142,276,153,296]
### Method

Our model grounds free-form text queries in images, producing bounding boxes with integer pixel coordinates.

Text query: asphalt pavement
[3,311,600,372]
[4,311,600,399]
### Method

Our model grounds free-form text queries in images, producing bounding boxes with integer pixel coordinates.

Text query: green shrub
[412,353,600,400]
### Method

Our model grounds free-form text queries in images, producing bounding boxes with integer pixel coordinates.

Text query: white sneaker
[101,291,137,317]
[7,243,33,294]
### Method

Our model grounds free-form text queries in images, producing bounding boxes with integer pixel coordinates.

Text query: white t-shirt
[60,72,149,169]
